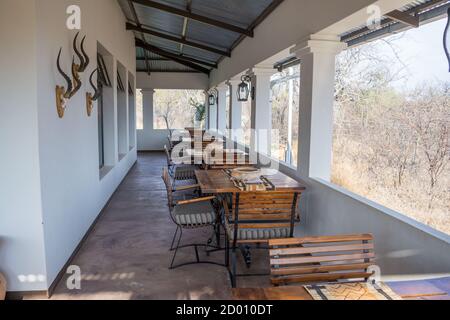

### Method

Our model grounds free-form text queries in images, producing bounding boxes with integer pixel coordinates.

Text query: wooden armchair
[224,191,300,287]
[269,234,375,286]
[164,144,196,188]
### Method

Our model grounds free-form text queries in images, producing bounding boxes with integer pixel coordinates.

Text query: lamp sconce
[86,68,101,117]
[208,88,218,106]
[55,32,89,118]
[237,75,254,102]
[444,7,450,72]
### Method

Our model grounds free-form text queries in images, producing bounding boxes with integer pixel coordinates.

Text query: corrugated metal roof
[117,0,282,74]
[190,0,272,28]
[273,0,449,70]
[341,0,450,46]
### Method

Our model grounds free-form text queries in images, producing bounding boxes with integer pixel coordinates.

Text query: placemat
[224,169,275,191]
[305,282,402,300]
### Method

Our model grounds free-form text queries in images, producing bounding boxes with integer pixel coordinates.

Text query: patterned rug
[305,282,403,300]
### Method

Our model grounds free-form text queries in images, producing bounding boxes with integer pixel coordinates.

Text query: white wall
[136,72,208,151]
[137,72,208,90]
[35,0,137,290]
[300,179,450,278]
[0,0,137,292]
[0,0,48,292]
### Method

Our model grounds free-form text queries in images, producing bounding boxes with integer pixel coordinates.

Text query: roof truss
[135,38,211,74]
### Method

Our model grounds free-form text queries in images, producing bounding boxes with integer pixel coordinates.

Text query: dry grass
[331,152,450,235]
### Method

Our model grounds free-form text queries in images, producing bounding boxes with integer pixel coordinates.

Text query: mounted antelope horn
[56,48,73,97]
[80,35,90,72]
[67,56,82,100]
[86,68,100,117]
[73,32,85,72]
[89,69,101,100]
[56,48,73,118]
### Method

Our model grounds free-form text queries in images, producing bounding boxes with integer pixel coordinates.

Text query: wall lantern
[444,7,450,72]
[208,88,218,106]
[237,75,253,102]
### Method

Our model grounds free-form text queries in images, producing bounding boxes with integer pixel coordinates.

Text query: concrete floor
[46,152,270,300]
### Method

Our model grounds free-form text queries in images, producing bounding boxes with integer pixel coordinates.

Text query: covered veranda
[1,0,449,301]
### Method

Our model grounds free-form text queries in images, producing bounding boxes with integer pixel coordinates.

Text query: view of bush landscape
[332,19,449,235]
[153,89,205,129]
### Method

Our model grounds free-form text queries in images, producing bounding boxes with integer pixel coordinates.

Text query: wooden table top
[172,137,223,143]
[195,169,306,194]
[186,148,247,157]
[232,286,313,300]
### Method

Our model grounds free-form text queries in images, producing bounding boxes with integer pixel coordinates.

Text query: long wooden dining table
[195,169,306,194]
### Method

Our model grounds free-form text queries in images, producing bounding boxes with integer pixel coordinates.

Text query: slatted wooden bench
[269,234,376,286]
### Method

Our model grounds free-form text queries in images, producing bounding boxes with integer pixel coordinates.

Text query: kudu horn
[86,68,100,117]
[73,32,90,73]
[55,48,74,118]
[56,48,73,98]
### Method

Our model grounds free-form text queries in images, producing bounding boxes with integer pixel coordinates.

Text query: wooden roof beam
[385,10,419,27]
[135,38,211,74]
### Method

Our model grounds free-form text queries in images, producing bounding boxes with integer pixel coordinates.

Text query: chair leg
[224,231,229,267]
[224,241,229,268]
[215,223,221,248]
[172,176,177,190]
[230,247,237,288]
[169,228,183,269]
[169,226,180,251]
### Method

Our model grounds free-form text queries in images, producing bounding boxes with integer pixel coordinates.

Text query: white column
[141,89,155,131]
[292,35,346,180]
[249,66,275,156]
[216,84,228,136]
[227,79,242,142]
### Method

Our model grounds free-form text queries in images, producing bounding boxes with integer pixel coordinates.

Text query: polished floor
[47,152,270,300]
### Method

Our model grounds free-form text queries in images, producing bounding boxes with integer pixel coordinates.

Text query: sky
[381,18,449,90]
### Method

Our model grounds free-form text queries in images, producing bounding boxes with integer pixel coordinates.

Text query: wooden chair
[162,168,224,269]
[269,234,375,286]
[164,144,196,188]
[224,191,300,288]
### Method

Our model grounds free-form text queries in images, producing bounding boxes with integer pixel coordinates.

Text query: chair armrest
[177,196,215,206]
[174,184,200,192]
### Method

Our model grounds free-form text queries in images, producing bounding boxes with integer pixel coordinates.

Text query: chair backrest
[269,234,375,286]
[230,191,299,241]
[164,145,172,167]
[161,167,173,208]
